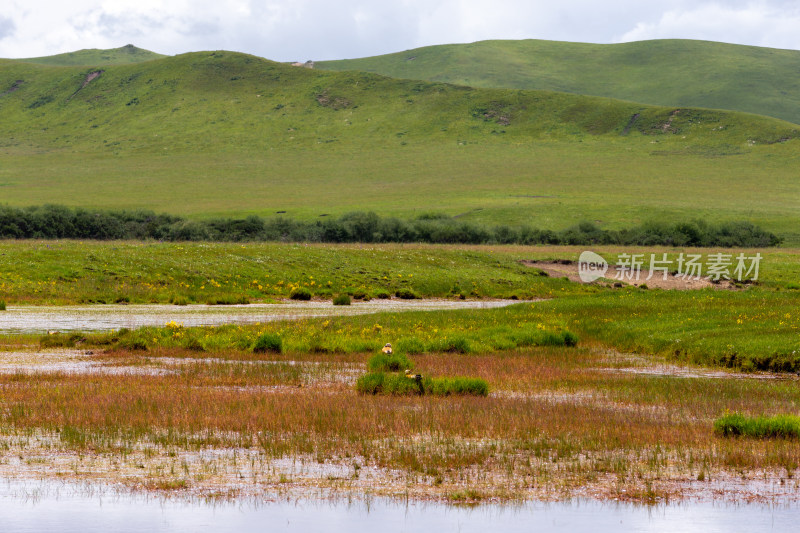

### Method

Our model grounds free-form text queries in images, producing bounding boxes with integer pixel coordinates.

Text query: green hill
[17,44,165,66]
[1,50,799,243]
[316,39,800,125]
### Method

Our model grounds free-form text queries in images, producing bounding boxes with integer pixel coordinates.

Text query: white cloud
[0,16,15,41]
[616,1,800,50]
[0,1,799,60]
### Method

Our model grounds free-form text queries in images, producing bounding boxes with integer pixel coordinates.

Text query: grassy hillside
[1,50,799,243]
[17,44,165,66]
[316,39,800,125]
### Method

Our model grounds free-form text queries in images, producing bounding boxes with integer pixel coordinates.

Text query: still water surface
[0,480,794,533]
[0,300,523,334]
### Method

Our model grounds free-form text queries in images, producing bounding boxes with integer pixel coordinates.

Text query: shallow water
[0,300,524,334]
[0,480,794,533]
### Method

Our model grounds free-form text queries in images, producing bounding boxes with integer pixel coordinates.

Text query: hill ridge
[16,44,165,66]
[315,38,800,125]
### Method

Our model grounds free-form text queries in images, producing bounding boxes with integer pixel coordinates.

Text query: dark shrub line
[0,205,782,247]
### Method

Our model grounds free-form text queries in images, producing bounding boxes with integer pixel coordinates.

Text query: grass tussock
[715,413,800,439]
[332,294,352,306]
[252,332,283,354]
[367,352,413,372]
[356,372,488,397]
[289,288,312,301]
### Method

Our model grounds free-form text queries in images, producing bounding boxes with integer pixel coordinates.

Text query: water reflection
[1,480,793,533]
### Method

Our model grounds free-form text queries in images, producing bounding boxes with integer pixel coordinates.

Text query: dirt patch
[1,80,23,96]
[81,70,104,89]
[315,90,351,110]
[661,109,680,132]
[521,260,735,290]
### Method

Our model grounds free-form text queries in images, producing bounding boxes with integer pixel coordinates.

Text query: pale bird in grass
[382,343,393,354]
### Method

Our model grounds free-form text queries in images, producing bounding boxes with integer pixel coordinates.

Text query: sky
[2,0,800,61]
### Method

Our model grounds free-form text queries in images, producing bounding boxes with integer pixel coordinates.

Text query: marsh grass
[715,413,800,439]
[356,372,488,396]
[1,342,800,501]
[367,352,413,372]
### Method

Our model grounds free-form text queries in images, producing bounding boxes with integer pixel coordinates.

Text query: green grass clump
[206,295,249,305]
[425,376,489,397]
[252,333,283,354]
[429,336,472,353]
[39,332,87,348]
[395,337,426,355]
[367,352,413,372]
[538,331,579,347]
[714,413,800,439]
[395,288,420,300]
[356,372,422,395]
[356,372,488,396]
[0,301,5,311]
[290,288,312,301]
[332,294,352,306]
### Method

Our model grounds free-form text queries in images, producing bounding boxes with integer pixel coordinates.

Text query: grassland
[2,51,800,243]
[1,242,799,502]
[317,38,800,125]
[2,240,799,372]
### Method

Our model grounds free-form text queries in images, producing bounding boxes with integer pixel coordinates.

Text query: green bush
[374,290,391,299]
[562,331,579,347]
[0,300,5,311]
[290,288,312,301]
[368,352,413,372]
[252,332,283,354]
[0,205,781,247]
[395,288,420,300]
[333,294,352,306]
[714,413,800,439]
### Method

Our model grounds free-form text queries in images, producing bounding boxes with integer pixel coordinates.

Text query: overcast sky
[2,0,800,61]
